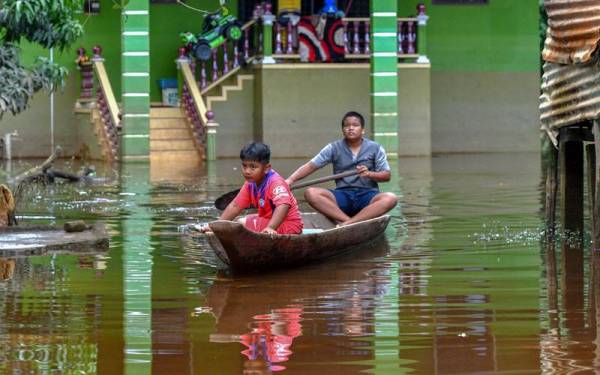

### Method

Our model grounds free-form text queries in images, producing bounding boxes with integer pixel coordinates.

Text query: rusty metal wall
[542,0,600,65]
[540,0,600,129]
[540,56,600,130]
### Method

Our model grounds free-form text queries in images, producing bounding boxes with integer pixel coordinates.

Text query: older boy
[199,142,303,234]
[286,111,397,226]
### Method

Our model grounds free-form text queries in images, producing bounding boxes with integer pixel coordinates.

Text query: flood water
[0,153,599,374]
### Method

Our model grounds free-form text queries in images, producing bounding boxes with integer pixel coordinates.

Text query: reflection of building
[0,257,104,373]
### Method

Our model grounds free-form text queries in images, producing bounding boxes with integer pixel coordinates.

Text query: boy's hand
[357,165,371,178]
[261,227,277,235]
[190,223,211,233]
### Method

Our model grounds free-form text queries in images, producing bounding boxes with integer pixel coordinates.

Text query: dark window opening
[238,0,370,22]
[432,0,488,4]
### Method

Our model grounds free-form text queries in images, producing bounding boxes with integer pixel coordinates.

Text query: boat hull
[206,213,390,273]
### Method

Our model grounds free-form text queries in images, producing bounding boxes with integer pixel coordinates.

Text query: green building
[0,0,539,162]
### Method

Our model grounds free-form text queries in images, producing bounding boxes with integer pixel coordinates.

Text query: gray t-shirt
[310,137,390,191]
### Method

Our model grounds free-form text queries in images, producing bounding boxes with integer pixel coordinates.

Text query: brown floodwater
[0,153,598,374]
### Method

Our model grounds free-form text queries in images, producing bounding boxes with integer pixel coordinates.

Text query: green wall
[29,0,238,103]
[149,0,238,102]
[398,0,539,72]
[20,0,539,99]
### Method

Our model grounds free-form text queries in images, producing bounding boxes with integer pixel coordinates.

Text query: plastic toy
[188,4,242,61]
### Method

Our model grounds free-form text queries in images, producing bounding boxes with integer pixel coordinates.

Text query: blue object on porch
[321,0,338,14]
[157,78,178,89]
[158,78,178,107]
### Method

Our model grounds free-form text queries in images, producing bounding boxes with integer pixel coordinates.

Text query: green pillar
[416,4,429,64]
[121,1,150,160]
[121,163,153,374]
[262,4,276,64]
[374,264,401,372]
[370,0,399,158]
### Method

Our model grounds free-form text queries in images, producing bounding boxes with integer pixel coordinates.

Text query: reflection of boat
[204,237,390,372]
[0,223,108,256]
[206,213,390,273]
[207,236,390,333]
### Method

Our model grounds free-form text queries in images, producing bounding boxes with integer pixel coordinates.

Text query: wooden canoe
[206,213,390,273]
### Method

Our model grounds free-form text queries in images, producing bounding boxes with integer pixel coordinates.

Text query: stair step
[151,128,192,140]
[150,107,184,118]
[150,118,189,130]
[150,139,196,151]
[150,150,202,164]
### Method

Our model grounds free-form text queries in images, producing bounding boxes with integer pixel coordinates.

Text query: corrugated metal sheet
[540,56,600,129]
[542,0,600,64]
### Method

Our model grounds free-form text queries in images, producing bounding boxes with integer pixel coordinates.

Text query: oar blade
[214,188,241,210]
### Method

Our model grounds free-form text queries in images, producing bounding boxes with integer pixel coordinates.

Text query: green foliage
[0,0,83,118]
[539,0,547,77]
[539,0,547,53]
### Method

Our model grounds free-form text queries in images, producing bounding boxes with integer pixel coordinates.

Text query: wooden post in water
[589,121,600,350]
[558,127,585,335]
[559,127,584,239]
[545,141,558,238]
[592,121,600,250]
[586,142,596,239]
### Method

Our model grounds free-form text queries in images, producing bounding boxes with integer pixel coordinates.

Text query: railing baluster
[258,22,264,55]
[353,21,360,54]
[343,20,349,55]
[222,44,229,74]
[398,21,405,54]
[244,27,250,60]
[211,49,218,81]
[407,21,416,54]
[233,42,240,68]
[200,61,207,89]
[286,21,294,54]
[364,20,370,55]
[275,22,283,54]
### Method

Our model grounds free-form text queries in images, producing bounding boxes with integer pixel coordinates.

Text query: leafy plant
[0,0,83,118]
[539,0,547,55]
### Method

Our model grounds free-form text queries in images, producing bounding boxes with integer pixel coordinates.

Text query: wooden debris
[0,185,16,227]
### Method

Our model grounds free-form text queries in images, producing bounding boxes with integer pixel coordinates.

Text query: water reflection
[121,163,153,373]
[540,236,600,374]
[2,153,600,373]
[0,255,104,373]
[204,238,391,374]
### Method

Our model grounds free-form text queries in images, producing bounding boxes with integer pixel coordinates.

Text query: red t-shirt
[234,170,303,234]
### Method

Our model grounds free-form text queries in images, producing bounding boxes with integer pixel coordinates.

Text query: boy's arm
[286,162,318,186]
[220,201,244,221]
[195,201,243,233]
[287,143,333,185]
[263,204,290,234]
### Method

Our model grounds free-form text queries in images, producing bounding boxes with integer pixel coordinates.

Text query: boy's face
[241,160,271,184]
[341,116,364,142]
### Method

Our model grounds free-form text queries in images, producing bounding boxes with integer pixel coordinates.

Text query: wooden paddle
[214,170,360,210]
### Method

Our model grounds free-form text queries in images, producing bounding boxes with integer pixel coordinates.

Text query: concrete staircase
[206,74,254,110]
[150,107,202,162]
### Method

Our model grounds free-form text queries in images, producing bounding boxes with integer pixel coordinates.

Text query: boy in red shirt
[200,142,303,234]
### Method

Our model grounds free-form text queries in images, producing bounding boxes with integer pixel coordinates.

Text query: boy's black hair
[341,111,365,128]
[240,141,271,164]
